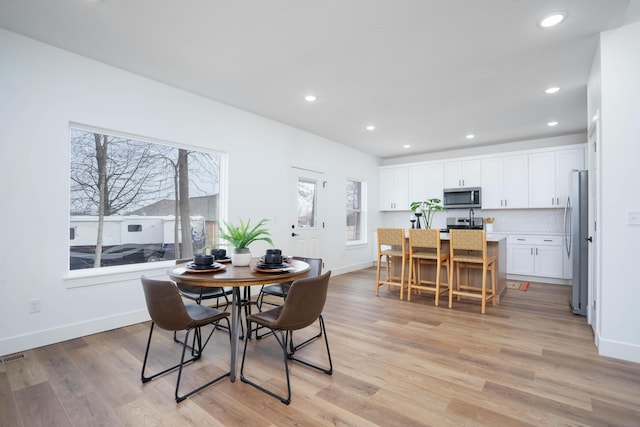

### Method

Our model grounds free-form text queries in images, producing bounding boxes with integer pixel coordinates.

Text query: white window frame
[346,178,367,246]
[64,123,228,288]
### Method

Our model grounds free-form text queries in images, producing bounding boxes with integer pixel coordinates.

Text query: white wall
[591,21,640,363]
[0,29,380,356]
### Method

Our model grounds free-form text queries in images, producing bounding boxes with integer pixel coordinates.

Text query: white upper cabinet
[379,166,409,211]
[378,144,585,212]
[408,162,444,203]
[555,148,586,206]
[481,157,503,209]
[481,155,528,209]
[444,159,481,188]
[408,165,428,202]
[529,148,585,208]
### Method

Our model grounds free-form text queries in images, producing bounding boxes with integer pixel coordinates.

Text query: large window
[69,125,223,270]
[346,178,366,243]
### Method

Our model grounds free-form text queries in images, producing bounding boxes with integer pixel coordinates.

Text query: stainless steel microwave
[443,187,482,209]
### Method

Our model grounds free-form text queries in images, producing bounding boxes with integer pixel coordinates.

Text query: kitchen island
[391,232,507,304]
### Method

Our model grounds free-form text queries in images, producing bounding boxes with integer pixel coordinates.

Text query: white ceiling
[0,0,633,158]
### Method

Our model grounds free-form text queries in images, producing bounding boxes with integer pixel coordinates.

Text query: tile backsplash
[382,208,565,234]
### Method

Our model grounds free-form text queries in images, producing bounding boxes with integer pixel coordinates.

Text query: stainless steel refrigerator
[564,169,588,316]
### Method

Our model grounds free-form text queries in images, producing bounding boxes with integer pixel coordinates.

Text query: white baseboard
[332,261,375,276]
[0,309,150,357]
[507,274,570,285]
[598,337,640,364]
[0,263,378,356]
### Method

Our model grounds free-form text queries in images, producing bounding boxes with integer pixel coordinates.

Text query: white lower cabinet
[507,235,564,279]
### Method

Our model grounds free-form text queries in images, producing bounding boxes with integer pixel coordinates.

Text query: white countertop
[439,232,506,242]
[403,229,507,242]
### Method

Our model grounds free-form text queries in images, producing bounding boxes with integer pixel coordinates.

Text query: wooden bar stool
[407,228,449,305]
[376,228,407,300]
[448,229,496,314]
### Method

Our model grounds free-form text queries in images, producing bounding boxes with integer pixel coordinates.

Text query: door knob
[586,236,593,242]
[291,232,299,237]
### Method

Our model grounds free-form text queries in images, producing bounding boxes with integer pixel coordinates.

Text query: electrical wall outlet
[29,298,41,313]
[628,210,640,226]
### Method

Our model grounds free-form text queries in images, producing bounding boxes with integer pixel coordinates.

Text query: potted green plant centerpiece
[409,198,447,229]
[218,218,273,266]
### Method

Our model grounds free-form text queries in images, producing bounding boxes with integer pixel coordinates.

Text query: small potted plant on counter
[410,198,447,229]
[218,218,273,266]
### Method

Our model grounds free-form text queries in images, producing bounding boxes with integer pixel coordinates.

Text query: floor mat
[506,281,529,291]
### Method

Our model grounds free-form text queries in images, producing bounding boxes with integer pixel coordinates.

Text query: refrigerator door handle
[563,196,571,257]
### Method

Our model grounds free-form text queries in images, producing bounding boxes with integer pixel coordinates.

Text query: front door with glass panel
[290,167,325,258]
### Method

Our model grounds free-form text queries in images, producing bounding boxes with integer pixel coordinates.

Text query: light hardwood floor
[2,267,639,426]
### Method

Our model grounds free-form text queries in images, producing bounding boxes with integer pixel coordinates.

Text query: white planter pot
[231,248,252,266]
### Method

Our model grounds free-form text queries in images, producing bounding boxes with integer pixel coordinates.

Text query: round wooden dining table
[167,258,310,382]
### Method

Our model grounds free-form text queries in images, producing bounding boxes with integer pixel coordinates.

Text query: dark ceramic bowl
[264,253,283,265]
[210,248,227,259]
[194,254,214,266]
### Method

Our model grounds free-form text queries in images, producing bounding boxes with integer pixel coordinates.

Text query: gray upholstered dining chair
[256,256,323,310]
[173,258,234,347]
[174,258,232,309]
[140,275,231,402]
[254,257,325,351]
[240,270,333,405]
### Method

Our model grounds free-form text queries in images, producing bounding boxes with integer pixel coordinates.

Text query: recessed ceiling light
[466,134,475,139]
[547,121,559,127]
[403,144,411,149]
[539,12,566,28]
[304,95,317,102]
[545,86,560,94]
[365,125,376,131]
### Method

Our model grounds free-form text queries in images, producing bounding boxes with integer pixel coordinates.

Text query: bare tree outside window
[69,126,222,270]
[346,179,366,242]
[297,178,317,228]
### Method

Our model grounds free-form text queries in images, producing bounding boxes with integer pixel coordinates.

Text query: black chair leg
[289,318,323,354]
[142,323,202,384]
[141,319,231,402]
[240,322,292,405]
[287,316,333,375]
[175,320,230,402]
[173,327,202,357]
